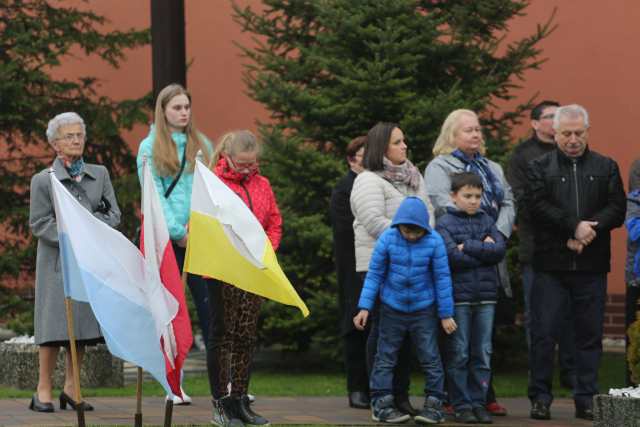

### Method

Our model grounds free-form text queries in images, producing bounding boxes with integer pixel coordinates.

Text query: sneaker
[575,406,594,420]
[414,396,445,424]
[472,406,492,424]
[530,400,551,420]
[247,394,256,404]
[170,387,192,405]
[485,401,507,416]
[211,397,244,427]
[454,409,478,424]
[372,395,411,423]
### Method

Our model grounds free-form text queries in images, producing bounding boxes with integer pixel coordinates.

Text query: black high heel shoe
[29,393,54,412]
[59,391,94,411]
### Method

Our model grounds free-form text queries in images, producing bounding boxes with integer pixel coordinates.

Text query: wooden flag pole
[134,367,143,427]
[163,398,174,427]
[64,297,86,427]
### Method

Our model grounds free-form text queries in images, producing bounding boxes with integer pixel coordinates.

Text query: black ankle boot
[212,396,244,427]
[234,395,269,426]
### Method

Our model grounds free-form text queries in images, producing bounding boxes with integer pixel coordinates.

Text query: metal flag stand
[64,297,86,427]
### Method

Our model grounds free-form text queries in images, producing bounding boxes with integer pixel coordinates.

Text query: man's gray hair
[46,112,86,143]
[553,104,590,130]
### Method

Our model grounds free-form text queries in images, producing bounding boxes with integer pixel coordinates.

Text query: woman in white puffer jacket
[350,121,434,416]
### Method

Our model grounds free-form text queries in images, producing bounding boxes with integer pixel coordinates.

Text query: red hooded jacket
[214,157,283,250]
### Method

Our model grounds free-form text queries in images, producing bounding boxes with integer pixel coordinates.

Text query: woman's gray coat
[29,157,121,345]
[424,153,515,296]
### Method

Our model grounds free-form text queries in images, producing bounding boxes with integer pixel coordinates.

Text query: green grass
[0,352,625,399]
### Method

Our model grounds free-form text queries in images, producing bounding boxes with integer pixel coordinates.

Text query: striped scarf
[451,149,504,220]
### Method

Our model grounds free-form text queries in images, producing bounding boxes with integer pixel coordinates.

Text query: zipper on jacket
[239,181,254,212]
[572,160,580,271]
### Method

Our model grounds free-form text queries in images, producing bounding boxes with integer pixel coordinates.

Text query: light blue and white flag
[50,172,178,395]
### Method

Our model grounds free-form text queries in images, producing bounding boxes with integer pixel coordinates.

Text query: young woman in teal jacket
[136,83,212,403]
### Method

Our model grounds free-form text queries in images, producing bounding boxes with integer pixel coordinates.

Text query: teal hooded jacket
[136,127,212,241]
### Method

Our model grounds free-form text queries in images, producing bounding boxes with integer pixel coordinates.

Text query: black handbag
[132,144,188,246]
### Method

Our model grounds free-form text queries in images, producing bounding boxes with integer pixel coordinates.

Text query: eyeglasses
[559,129,587,138]
[539,114,555,120]
[57,132,85,142]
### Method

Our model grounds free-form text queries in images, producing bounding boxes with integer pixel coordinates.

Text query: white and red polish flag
[139,158,193,397]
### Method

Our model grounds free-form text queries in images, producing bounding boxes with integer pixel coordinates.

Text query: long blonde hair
[432,109,486,156]
[152,84,211,176]
[210,130,261,168]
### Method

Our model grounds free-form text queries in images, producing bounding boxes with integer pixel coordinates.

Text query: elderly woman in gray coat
[424,109,515,417]
[28,112,120,413]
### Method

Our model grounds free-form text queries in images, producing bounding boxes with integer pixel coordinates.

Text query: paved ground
[0,396,593,426]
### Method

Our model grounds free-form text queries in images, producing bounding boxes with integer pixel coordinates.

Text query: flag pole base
[76,402,86,427]
[134,412,143,427]
[163,399,173,427]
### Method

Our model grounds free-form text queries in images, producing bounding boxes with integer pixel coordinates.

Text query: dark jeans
[446,304,495,410]
[367,303,412,400]
[528,271,607,409]
[370,304,445,402]
[522,264,576,383]
[173,242,210,342]
[625,285,640,385]
[344,328,370,393]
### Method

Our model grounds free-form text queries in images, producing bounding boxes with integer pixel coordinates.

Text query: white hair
[46,112,86,143]
[553,104,590,130]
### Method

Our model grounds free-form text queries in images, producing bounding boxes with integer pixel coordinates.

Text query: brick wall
[604,293,626,339]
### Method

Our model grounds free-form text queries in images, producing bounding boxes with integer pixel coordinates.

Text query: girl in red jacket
[206,130,282,427]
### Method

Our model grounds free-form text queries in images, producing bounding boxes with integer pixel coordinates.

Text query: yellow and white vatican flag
[184,160,309,317]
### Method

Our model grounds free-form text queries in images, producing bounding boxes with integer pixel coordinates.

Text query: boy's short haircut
[451,172,483,193]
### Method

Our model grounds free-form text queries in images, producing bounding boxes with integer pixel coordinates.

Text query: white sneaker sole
[371,413,411,423]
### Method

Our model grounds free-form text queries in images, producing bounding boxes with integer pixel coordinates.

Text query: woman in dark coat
[329,136,368,409]
[29,112,121,412]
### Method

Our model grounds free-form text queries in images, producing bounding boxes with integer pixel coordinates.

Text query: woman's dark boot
[234,395,270,426]
[211,397,244,427]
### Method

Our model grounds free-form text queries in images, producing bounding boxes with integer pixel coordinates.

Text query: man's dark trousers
[528,271,607,409]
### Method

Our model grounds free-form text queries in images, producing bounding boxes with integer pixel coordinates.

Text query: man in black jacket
[523,104,626,421]
[507,100,576,389]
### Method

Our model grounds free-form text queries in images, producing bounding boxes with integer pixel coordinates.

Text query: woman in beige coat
[350,122,434,416]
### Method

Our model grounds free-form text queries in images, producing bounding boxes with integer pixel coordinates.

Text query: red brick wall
[604,293,627,339]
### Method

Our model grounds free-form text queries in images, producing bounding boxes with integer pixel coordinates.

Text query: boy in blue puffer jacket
[435,172,506,425]
[354,196,456,425]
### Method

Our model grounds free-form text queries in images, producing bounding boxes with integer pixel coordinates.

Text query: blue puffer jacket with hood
[357,196,454,318]
[435,206,506,303]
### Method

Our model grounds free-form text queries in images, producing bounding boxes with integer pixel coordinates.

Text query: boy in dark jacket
[435,173,506,424]
[354,196,456,425]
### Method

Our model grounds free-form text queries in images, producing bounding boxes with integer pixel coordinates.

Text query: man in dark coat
[329,136,369,409]
[507,100,576,389]
[523,104,626,421]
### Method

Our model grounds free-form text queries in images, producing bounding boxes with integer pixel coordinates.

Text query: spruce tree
[0,0,150,314]
[234,0,553,355]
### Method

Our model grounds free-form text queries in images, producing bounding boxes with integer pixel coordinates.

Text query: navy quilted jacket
[357,197,454,318]
[435,207,506,303]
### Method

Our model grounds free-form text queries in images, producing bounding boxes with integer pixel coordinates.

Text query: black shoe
[29,394,54,413]
[235,395,269,425]
[395,397,418,416]
[473,406,493,424]
[454,408,478,424]
[212,397,244,427]
[59,391,94,411]
[349,391,370,409]
[575,406,594,420]
[530,400,551,420]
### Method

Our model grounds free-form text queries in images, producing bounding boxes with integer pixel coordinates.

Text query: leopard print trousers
[206,280,262,398]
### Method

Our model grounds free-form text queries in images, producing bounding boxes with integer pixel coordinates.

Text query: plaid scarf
[378,156,422,190]
[451,149,504,220]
